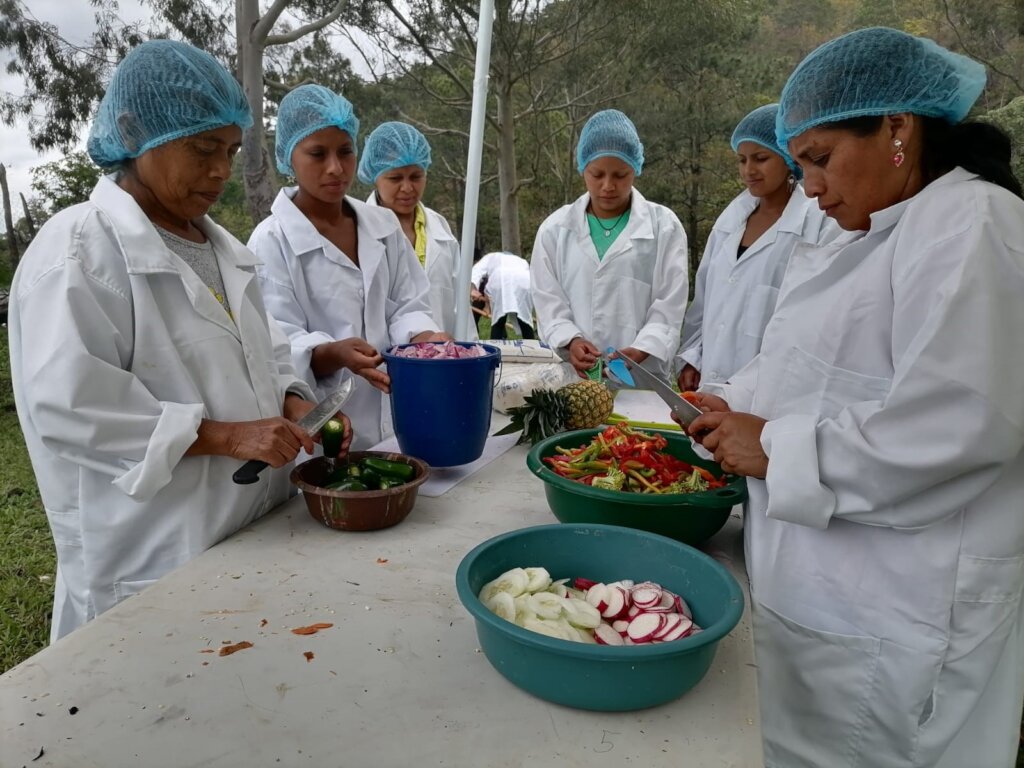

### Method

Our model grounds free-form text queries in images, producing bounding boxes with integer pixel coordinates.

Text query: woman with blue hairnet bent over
[675,104,839,391]
[358,122,474,339]
[684,28,1024,768]
[249,86,447,450]
[8,41,351,641]
[530,109,688,379]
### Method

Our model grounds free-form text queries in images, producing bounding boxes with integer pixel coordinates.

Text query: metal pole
[454,0,495,341]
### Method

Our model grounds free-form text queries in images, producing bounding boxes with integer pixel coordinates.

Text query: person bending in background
[248,85,448,450]
[471,250,535,340]
[676,103,839,391]
[9,41,351,641]
[358,121,474,339]
[530,109,688,379]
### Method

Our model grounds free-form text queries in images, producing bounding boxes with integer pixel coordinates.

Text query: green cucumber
[321,418,345,458]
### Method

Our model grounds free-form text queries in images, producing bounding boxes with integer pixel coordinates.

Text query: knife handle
[233,460,269,485]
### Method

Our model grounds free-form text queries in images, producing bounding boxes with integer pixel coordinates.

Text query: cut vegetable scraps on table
[291,622,334,636]
[543,423,728,494]
[218,641,253,656]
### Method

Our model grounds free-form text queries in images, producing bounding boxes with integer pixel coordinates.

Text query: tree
[30,151,102,216]
[0,163,19,270]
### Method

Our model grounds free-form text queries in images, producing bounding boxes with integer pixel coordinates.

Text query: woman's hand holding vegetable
[568,337,601,376]
[312,337,390,393]
[687,411,768,478]
[188,415,315,467]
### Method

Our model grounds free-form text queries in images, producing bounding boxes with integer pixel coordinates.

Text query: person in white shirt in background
[471,250,535,340]
[684,27,1024,768]
[676,103,839,391]
[358,121,474,339]
[530,109,688,379]
[8,41,351,641]
[249,85,449,450]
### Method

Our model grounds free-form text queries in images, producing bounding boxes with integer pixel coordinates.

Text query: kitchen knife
[232,379,355,485]
[612,352,704,427]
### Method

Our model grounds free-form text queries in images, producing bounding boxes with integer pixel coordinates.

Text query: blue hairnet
[576,109,644,176]
[87,40,252,168]
[357,122,432,184]
[275,84,360,175]
[731,104,798,174]
[777,27,986,148]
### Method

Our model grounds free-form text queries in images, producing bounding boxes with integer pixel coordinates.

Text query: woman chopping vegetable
[684,28,1024,768]
[249,85,449,450]
[530,109,689,379]
[8,41,352,641]
[676,103,838,390]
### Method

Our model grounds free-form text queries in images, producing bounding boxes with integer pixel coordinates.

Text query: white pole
[454,0,495,341]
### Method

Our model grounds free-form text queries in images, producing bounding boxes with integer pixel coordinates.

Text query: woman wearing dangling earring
[530,109,689,379]
[675,103,840,391]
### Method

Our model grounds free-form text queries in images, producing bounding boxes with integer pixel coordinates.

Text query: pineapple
[496,380,614,445]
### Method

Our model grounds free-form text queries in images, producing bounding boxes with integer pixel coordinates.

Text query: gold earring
[892,139,905,168]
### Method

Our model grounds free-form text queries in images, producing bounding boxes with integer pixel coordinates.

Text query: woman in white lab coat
[471,251,535,340]
[358,122,473,339]
[676,104,837,390]
[9,41,349,641]
[250,86,447,450]
[685,28,1024,768]
[531,109,688,379]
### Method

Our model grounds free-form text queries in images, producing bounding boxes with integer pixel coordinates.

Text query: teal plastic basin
[455,523,745,711]
[526,428,748,546]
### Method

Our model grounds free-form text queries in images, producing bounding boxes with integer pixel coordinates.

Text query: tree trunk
[20,193,37,238]
[686,135,702,298]
[236,0,278,225]
[0,164,19,271]
[495,79,522,256]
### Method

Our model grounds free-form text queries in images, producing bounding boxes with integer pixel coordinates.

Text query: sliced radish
[631,586,662,609]
[574,577,597,591]
[585,583,609,612]
[594,624,625,646]
[657,591,676,610]
[653,614,682,640]
[626,613,663,643]
[611,619,630,636]
[660,616,693,642]
[618,579,635,589]
[600,587,626,619]
[674,595,692,619]
[627,604,641,619]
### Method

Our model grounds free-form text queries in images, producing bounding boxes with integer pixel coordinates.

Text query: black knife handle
[233,460,269,485]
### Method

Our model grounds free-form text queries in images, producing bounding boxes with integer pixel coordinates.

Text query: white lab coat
[365,194,475,339]
[471,251,534,325]
[677,186,838,384]
[8,176,313,641]
[708,168,1024,768]
[530,189,689,379]
[250,189,438,450]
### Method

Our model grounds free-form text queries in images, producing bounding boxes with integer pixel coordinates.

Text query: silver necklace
[592,209,628,237]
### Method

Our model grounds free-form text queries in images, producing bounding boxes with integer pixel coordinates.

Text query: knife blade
[614,352,704,427]
[232,379,355,485]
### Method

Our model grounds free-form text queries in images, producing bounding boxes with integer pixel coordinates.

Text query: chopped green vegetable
[591,467,626,491]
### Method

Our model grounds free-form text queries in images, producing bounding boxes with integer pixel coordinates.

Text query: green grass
[0,326,55,672]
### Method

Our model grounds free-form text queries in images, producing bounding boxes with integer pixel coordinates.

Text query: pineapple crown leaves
[493,382,613,446]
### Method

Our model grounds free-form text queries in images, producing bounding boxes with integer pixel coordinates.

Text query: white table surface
[0,444,762,768]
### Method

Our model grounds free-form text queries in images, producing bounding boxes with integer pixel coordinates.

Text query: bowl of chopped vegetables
[525,424,746,546]
[455,523,745,711]
[290,451,429,531]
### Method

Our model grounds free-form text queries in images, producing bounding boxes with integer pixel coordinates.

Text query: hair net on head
[87,39,252,168]
[357,122,432,184]
[731,104,799,174]
[776,26,986,148]
[576,109,644,176]
[275,84,360,175]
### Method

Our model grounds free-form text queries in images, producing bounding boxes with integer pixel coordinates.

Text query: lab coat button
[728,277,737,284]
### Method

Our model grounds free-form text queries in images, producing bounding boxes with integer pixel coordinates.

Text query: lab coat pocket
[113,578,158,604]
[772,346,892,420]
[755,601,881,768]
[741,284,779,339]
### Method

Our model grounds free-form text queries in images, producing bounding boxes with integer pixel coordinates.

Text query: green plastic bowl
[526,428,747,546]
[456,523,744,711]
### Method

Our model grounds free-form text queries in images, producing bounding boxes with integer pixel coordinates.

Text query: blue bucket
[383,343,501,467]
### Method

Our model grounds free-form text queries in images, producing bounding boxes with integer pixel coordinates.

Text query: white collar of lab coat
[715,187,809,237]
[567,187,656,241]
[867,166,978,233]
[364,192,457,244]
[90,174,259,274]
[272,186,398,257]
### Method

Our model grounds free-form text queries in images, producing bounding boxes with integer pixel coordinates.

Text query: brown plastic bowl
[290,452,430,532]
